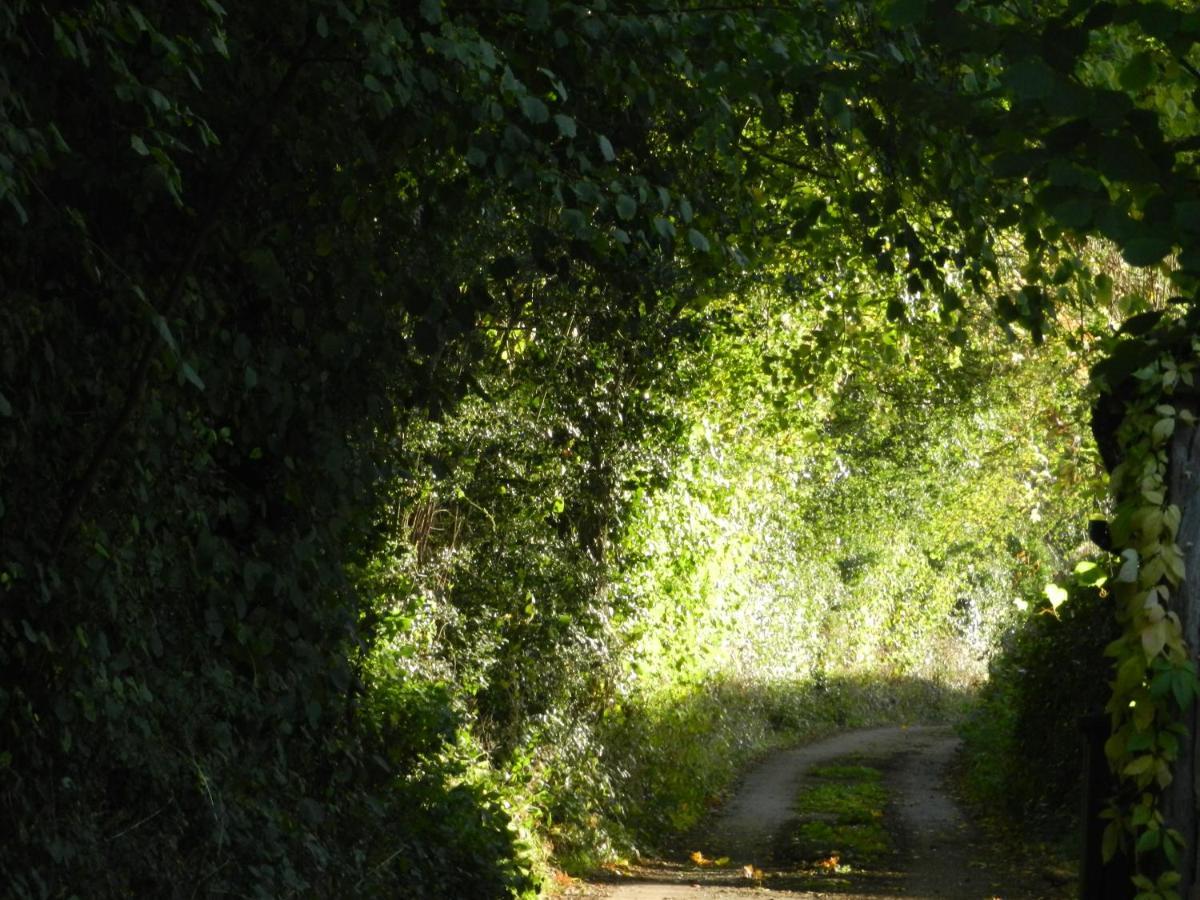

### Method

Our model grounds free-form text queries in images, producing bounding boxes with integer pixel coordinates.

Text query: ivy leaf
[598,134,615,162]
[615,194,637,221]
[1152,416,1176,445]
[0,391,11,417]
[1172,670,1197,711]
[520,95,549,124]
[1116,654,1145,695]
[1124,754,1155,777]
[181,362,205,391]
[687,228,710,252]
[154,315,178,353]
[1102,820,1121,862]
[130,134,150,156]
[1164,831,1180,866]
[1126,730,1155,752]
[560,207,587,235]
[1135,825,1162,853]
[1141,620,1168,659]
[553,114,576,138]
[419,0,442,24]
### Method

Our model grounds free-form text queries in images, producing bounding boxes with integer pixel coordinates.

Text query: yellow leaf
[1134,505,1164,535]
[1139,555,1166,588]
[1044,583,1068,609]
[1152,417,1175,446]
[1143,597,1166,623]
[1134,703,1155,732]
[1141,619,1168,659]
[1103,820,1121,862]
[1124,754,1155,777]
[1164,543,1186,584]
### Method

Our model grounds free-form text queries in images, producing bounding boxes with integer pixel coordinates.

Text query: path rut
[575,725,1064,899]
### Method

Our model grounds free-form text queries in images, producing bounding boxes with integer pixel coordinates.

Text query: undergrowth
[958,575,1116,858]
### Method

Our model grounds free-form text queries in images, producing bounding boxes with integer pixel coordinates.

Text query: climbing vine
[1096,314,1200,899]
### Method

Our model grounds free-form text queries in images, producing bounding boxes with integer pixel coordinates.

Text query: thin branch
[107,804,168,842]
[739,141,833,181]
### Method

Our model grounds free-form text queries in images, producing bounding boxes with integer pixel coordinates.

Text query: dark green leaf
[520,95,549,124]
[1120,52,1156,91]
[1136,827,1161,853]
[598,135,615,162]
[419,0,442,24]
[553,114,576,138]
[1003,58,1057,101]
[1122,237,1172,267]
[882,0,927,27]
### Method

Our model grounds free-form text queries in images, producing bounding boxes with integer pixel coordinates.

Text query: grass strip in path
[771,755,902,893]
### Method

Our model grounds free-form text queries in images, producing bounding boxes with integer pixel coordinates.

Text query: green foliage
[1088,312,1200,890]
[2,0,1200,894]
[961,572,1118,834]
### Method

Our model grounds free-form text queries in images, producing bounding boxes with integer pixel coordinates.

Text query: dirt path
[574,725,1067,900]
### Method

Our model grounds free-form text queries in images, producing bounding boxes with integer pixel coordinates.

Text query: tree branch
[739,141,833,181]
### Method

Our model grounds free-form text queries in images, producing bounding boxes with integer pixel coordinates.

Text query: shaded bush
[961,575,1117,835]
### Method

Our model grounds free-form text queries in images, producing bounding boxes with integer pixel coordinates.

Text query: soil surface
[571,726,1073,900]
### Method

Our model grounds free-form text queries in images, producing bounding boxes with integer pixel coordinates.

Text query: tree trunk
[1165,422,1200,900]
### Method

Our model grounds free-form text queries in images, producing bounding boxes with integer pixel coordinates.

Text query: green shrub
[961,573,1117,835]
